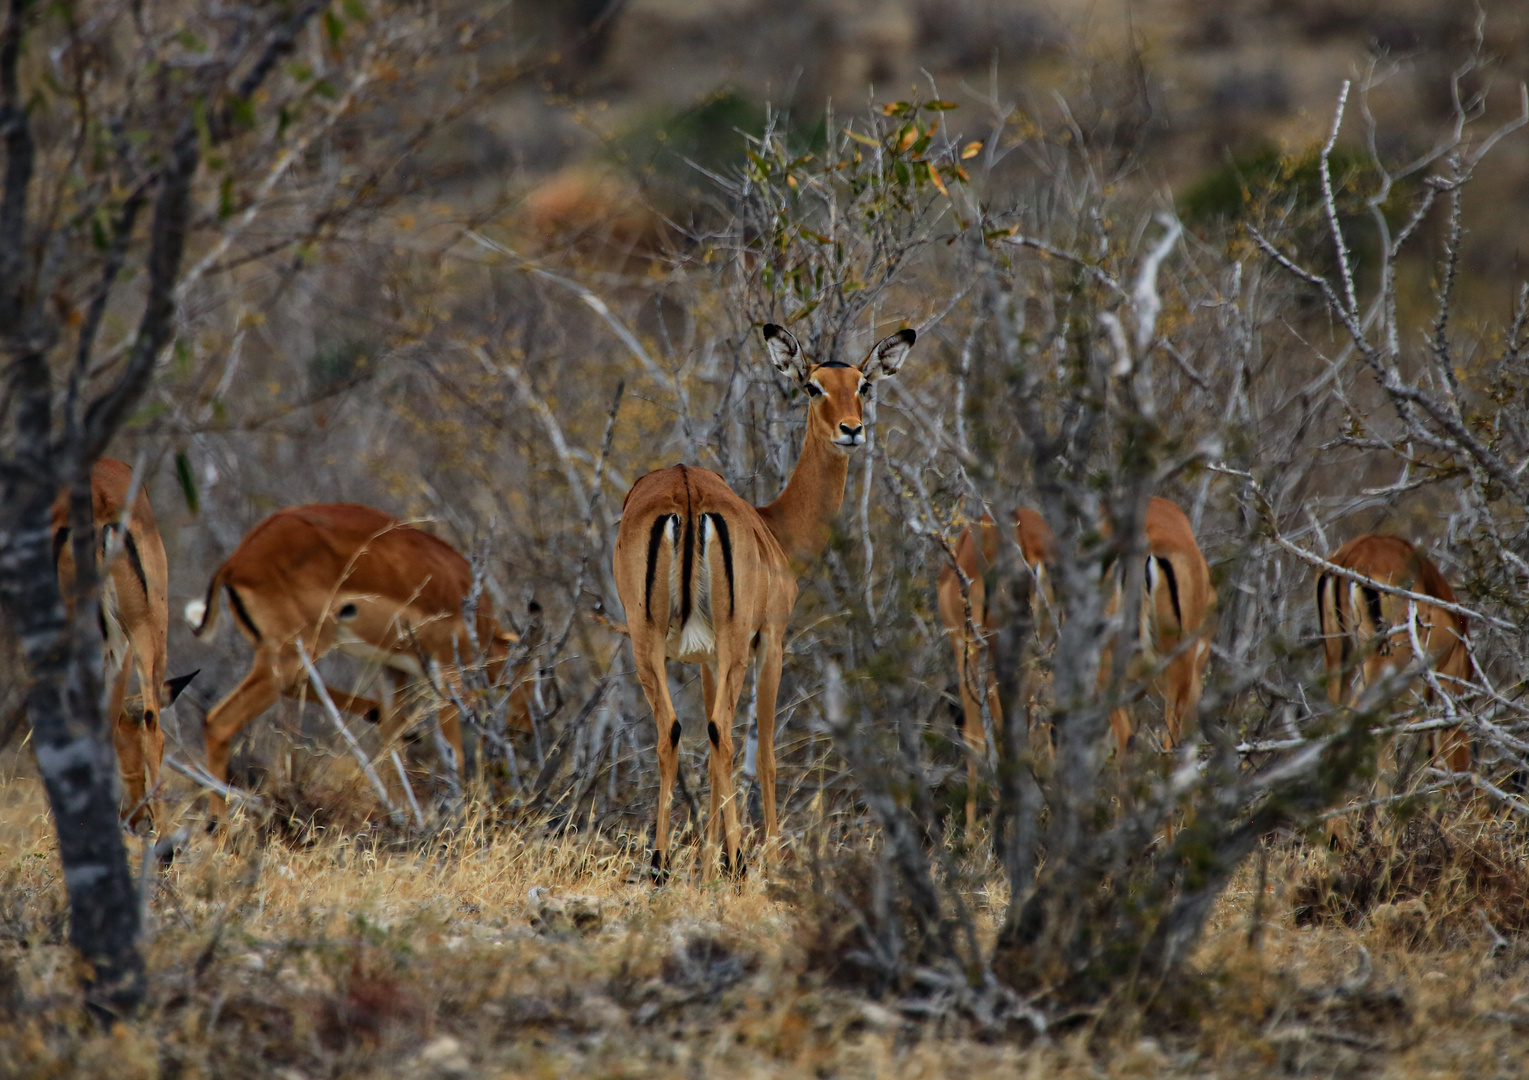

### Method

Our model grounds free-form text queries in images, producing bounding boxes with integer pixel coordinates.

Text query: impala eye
[857,381,871,396]
[806,383,825,398]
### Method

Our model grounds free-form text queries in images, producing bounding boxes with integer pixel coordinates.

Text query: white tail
[183,598,207,629]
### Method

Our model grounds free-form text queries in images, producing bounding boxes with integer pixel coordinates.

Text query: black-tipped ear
[862,326,916,382]
[165,670,200,704]
[762,323,809,384]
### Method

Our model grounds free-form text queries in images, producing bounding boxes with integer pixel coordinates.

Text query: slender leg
[125,629,166,832]
[633,631,680,877]
[202,650,287,820]
[707,646,748,876]
[702,662,723,854]
[753,631,784,859]
[105,654,149,831]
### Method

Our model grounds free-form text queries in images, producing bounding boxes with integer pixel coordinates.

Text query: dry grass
[5,758,1529,1078]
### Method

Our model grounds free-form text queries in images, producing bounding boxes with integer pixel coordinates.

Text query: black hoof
[720,850,747,880]
[649,850,671,886]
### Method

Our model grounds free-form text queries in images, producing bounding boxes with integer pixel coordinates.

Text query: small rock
[416,1035,470,1078]
[1114,1037,1170,1077]
[1370,899,1429,945]
[528,891,604,935]
[857,1001,900,1031]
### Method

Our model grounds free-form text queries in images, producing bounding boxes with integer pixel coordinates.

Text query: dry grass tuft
[7,762,1529,1077]
[1291,811,1529,941]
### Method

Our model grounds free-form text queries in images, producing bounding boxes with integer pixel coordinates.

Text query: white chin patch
[833,436,865,450]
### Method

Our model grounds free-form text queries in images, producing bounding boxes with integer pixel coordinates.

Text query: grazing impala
[186,503,536,819]
[614,322,916,875]
[937,507,1054,829]
[1317,534,1471,775]
[53,458,191,832]
[938,497,1215,828]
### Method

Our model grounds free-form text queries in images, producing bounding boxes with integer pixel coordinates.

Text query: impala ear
[165,670,199,704]
[762,323,808,385]
[862,326,916,382]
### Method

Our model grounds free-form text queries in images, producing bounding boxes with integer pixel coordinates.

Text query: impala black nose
[840,423,863,439]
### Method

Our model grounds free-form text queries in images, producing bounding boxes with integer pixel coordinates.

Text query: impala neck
[757,422,850,571]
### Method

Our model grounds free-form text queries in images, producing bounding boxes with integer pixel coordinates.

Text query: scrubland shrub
[3,0,1529,1070]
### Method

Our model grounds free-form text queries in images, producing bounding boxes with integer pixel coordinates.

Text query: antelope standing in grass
[938,497,1215,828]
[1317,534,1472,779]
[613,323,916,875]
[53,458,192,832]
[186,504,538,820]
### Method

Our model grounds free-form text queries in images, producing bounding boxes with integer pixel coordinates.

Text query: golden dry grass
[4,757,1529,1079]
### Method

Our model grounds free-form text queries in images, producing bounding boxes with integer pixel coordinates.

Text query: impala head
[762,323,916,453]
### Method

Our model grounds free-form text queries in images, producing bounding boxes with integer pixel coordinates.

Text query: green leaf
[342,0,368,21]
[323,10,345,46]
[227,94,256,132]
[923,100,958,111]
[91,207,111,251]
[175,451,200,514]
[191,97,212,154]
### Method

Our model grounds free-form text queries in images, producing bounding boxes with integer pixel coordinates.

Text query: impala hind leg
[706,650,747,877]
[634,634,681,879]
[753,631,785,861]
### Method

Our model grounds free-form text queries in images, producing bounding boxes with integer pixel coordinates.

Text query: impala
[186,503,536,819]
[938,497,1215,828]
[53,458,191,831]
[613,322,916,875]
[1317,534,1471,776]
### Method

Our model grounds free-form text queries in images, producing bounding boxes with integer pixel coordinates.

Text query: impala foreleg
[202,649,297,820]
[107,655,154,832]
[123,625,168,832]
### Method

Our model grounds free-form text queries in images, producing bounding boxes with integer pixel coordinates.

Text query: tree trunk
[0,460,144,1018]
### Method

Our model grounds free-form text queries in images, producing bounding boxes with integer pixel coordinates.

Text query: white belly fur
[334,634,426,678]
[100,576,131,677]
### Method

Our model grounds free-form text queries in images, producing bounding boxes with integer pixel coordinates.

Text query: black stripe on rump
[707,512,735,617]
[1317,573,1346,664]
[226,585,261,641]
[1362,585,1383,641]
[124,530,148,594]
[52,527,70,567]
[643,515,670,622]
[1151,555,1182,628]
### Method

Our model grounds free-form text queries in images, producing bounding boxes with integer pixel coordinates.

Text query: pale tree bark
[0,0,322,1017]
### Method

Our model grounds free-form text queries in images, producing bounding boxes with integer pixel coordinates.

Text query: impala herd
[44,323,1478,873]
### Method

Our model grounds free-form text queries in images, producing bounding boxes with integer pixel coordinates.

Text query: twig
[295,640,403,827]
